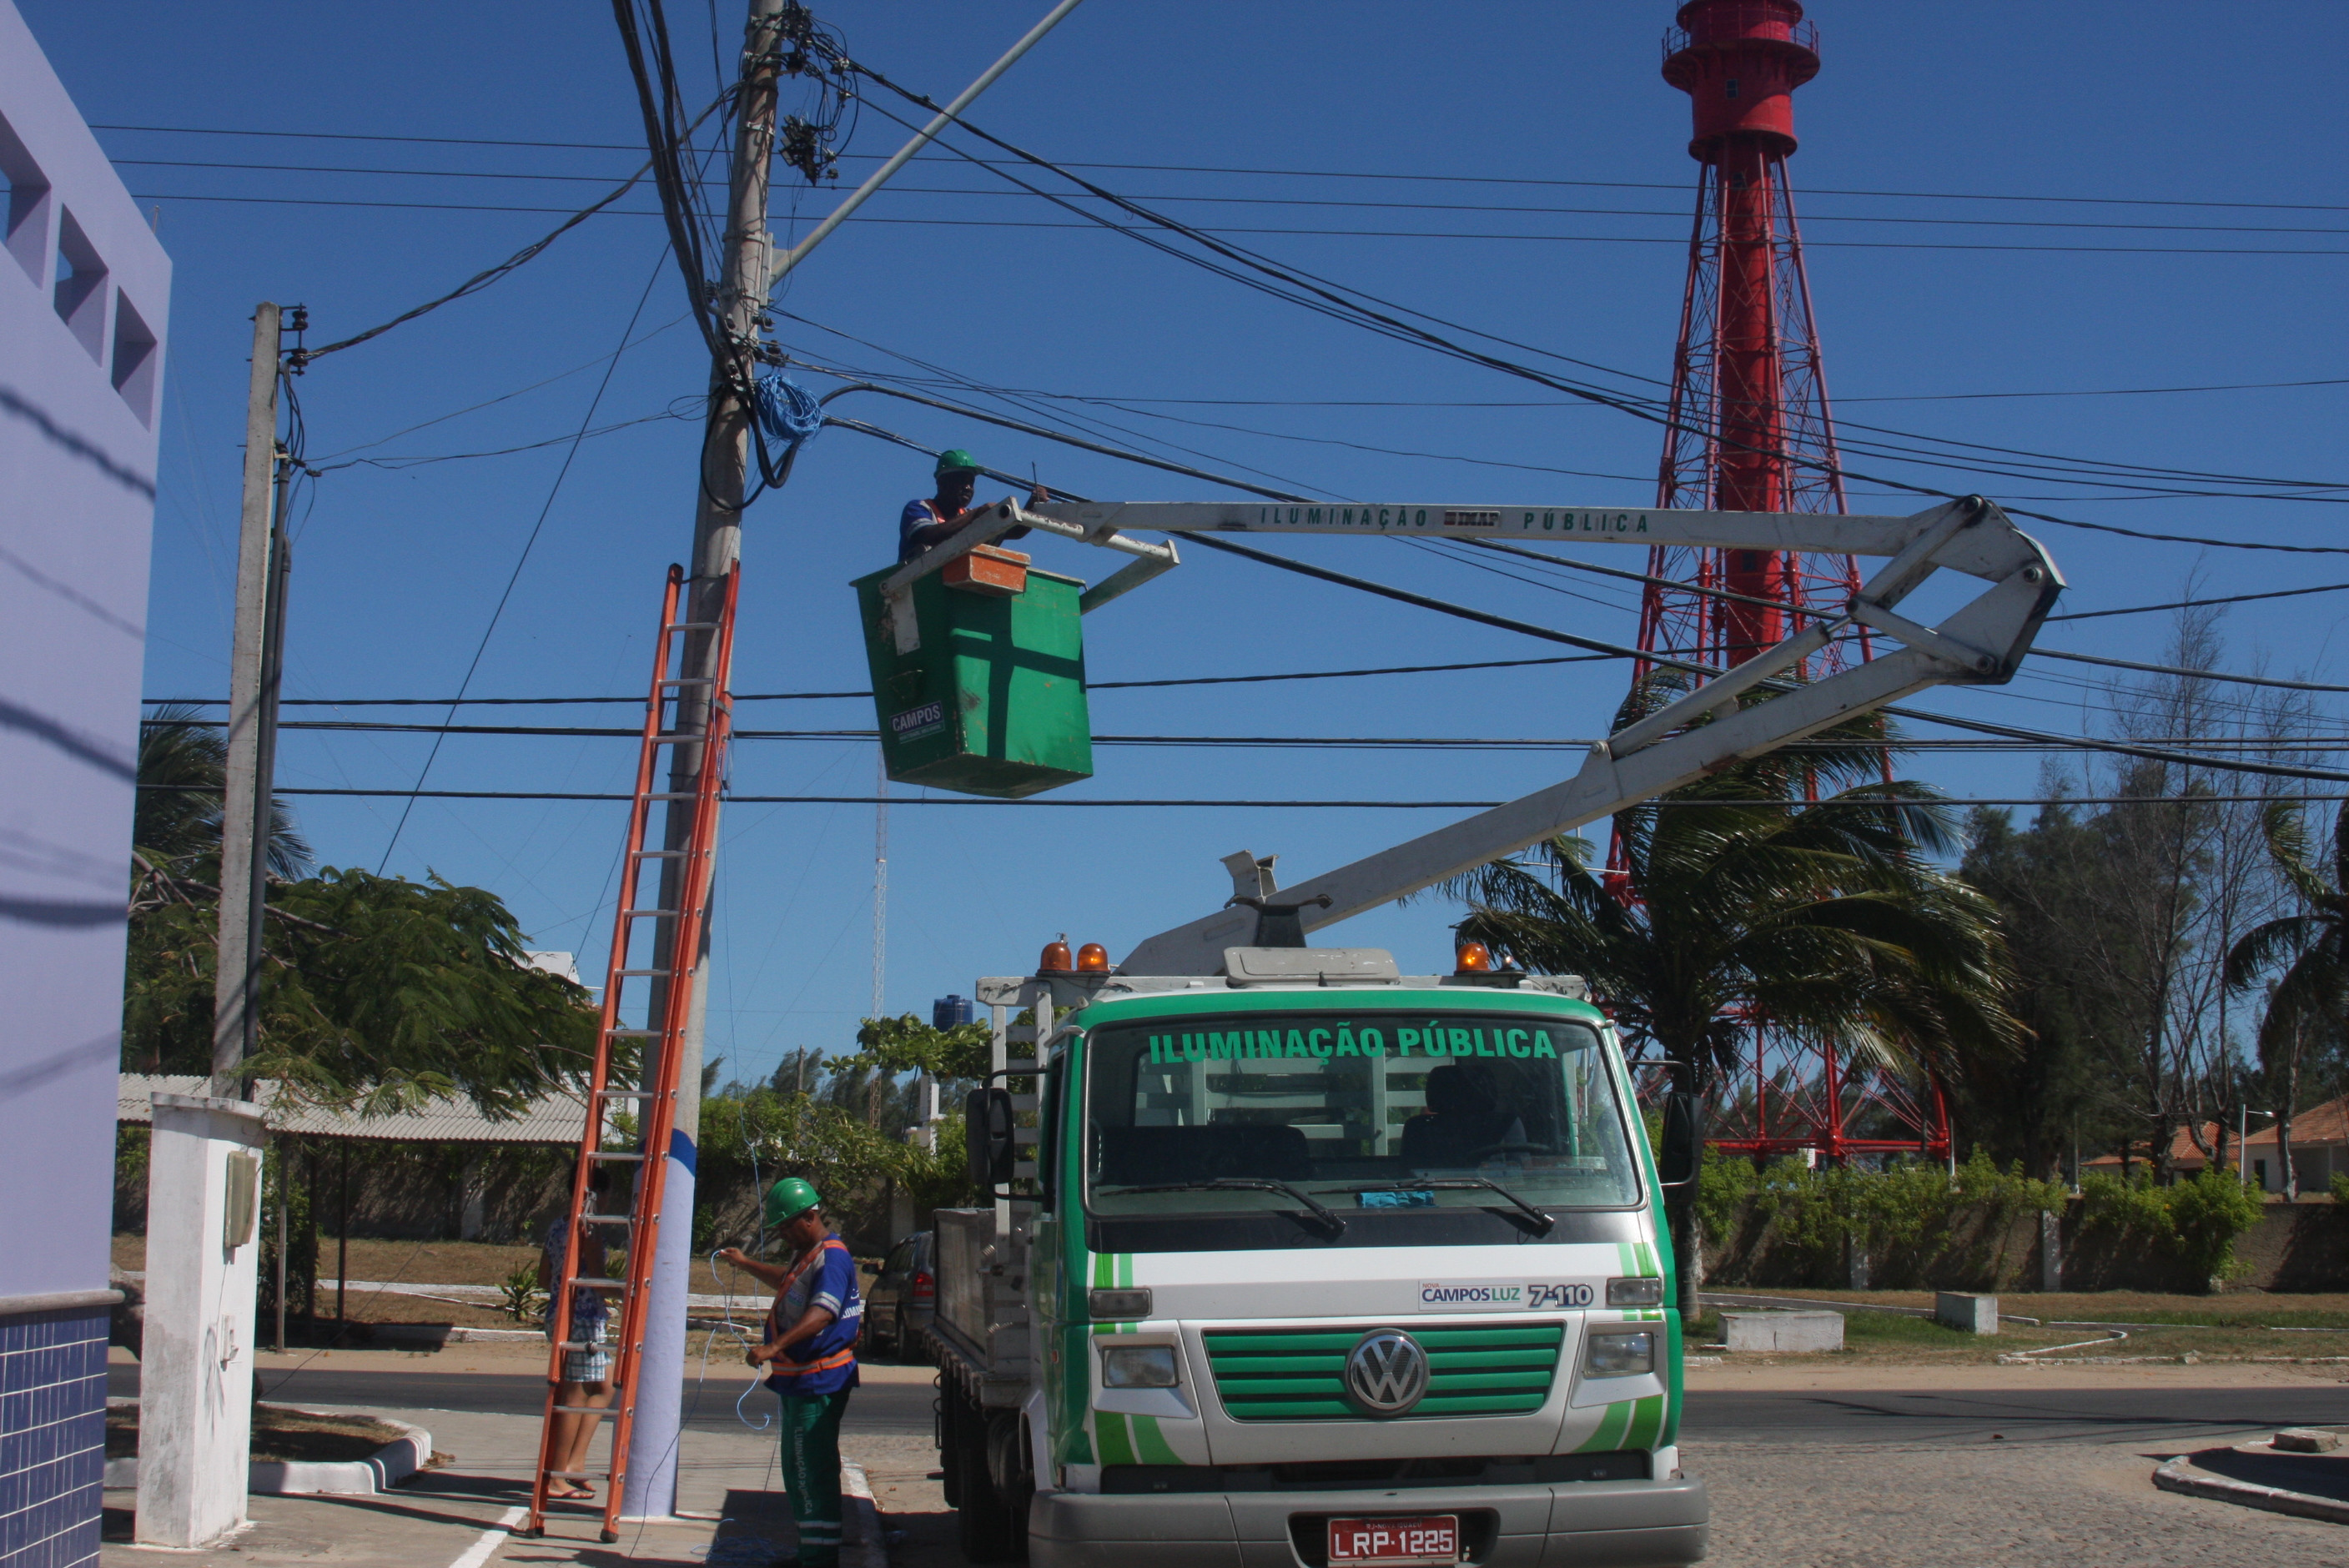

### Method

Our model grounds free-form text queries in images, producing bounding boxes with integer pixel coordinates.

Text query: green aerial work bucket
[852,549,1094,798]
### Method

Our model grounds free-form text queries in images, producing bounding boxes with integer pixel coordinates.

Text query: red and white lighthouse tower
[1632,1,1951,1166]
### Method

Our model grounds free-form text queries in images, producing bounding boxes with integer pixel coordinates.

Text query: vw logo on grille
[1345,1329,1430,1416]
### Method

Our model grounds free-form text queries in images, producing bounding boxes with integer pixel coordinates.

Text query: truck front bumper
[1028,1475,1708,1568]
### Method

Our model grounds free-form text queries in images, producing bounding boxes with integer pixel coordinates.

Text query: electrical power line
[374,249,668,870]
[104,157,2349,239]
[133,784,2349,810]
[88,123,2349,214]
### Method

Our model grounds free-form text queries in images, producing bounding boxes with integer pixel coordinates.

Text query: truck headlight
[1606,1276,1663,1308]
[1100,1344,1180,1389]
[1583,1329,1656,1378]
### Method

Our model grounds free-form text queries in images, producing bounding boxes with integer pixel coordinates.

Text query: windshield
[1083,1010,1642,1223]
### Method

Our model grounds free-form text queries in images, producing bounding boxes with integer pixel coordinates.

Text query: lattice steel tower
[1633,0,1949,1166]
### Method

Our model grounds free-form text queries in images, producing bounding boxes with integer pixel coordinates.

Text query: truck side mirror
[966,1088,1017,1189]
[1658,1092,1704,1188]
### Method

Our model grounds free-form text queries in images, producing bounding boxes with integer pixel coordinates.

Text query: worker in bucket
[898,448,1047,561]
[717,1179,863,1568]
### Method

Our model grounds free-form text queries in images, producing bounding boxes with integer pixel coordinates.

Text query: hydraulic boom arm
[1061,495,2064,976]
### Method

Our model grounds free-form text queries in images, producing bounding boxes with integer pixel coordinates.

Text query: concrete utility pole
[212,303,282,1096]
[621,0,785,1520]
[142,303,284,1547]
[622,0,1089,1519]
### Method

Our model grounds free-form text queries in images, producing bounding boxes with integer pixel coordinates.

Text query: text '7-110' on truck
[926,939,1710,1568]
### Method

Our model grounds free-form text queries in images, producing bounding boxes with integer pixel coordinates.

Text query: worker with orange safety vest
[898,448,1047,561]
[718,1179,864,1568]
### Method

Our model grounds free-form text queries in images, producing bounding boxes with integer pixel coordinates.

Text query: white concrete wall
[134,1096,266,1549]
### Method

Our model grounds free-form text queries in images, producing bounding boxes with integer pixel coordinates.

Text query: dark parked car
[862,1229,935,1360]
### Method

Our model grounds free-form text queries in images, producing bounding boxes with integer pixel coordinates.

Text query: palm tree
[2223,799,2349,1199]
[1441,690,2022,1319]
[133,702,310,887]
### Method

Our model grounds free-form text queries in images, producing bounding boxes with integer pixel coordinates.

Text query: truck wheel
[956,1425,1020,1564]
[937,1381,966,1510]
[957,1471,1019,1564]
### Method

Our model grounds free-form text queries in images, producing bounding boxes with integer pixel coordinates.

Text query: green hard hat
[764,1176,822,1227]
[934,448,982,478]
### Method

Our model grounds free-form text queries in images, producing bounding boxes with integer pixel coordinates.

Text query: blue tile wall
[0,1306,105,1568]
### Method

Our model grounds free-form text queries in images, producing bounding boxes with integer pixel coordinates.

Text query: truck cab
[928,947,1708,1568]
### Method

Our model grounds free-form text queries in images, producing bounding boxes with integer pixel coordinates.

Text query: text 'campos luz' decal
[888,701,945,741]
[1417,1280,1595,1311]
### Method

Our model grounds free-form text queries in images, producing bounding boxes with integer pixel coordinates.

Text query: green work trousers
[778,1388,853,1568]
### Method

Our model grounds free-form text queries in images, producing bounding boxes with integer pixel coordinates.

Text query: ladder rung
[589,1152,645,1163]
[542,1470,609,1481]
[660,677,715,686]
[624,909,684,918]
[666,621,720,631]
[606,1028,660,1038]
[551,1405,615,1415]
[571,1276,628,1289]
[650,733,709,743]
[631,851,690,859]
[612,968,675,977]
[597,1089,655,1098]
[646,792,701,801]
[581,1214,634,1225]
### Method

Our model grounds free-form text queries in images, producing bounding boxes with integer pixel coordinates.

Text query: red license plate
[1327,1515,1460,1565]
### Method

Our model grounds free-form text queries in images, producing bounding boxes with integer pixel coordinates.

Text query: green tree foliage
[1957,804,2145,1177]
[123,710,600,1115]
[694,1015,992,1249]
[851,1013,993,1083]
[2224,798,2349,1197]
[1698,1148,2064,1289]
[1441,691,2021,1317]
[133,704,309,880]
[2078,1168,2266,1284]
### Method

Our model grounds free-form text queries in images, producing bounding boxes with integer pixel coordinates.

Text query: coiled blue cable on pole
[753,371,825,452]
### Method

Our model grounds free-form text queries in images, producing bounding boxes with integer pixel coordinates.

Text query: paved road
[108,1364,938,1435]
[113,1363,2340,1447]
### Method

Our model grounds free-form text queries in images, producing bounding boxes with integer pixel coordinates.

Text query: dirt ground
[113,1232,541,1287]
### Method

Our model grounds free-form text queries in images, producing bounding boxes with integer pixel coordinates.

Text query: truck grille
[1201,1324,1564,1421]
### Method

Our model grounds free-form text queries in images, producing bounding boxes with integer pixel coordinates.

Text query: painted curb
[2154,1455,2349,1525]
[103,1403,431,1496]
[841,1459,888,1568]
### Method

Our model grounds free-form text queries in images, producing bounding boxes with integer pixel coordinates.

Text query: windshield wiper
[1099,1178,1348,1239]
[1373,1178,1556,1238]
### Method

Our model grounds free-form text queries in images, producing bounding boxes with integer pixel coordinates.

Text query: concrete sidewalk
[99,1397,858,1567]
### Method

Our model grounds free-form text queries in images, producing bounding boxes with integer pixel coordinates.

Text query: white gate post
[135,1093,268,1548]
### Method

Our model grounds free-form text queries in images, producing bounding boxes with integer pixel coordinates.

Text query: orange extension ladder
[525,562,740,1541]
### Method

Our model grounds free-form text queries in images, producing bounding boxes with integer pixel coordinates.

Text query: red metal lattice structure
[1622,0,1950,1165]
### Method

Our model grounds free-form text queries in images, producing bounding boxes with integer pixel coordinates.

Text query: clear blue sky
[27,0,2346,1088]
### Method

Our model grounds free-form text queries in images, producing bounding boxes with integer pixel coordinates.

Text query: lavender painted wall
[0,0,167,1303]
[1,3,167,1557]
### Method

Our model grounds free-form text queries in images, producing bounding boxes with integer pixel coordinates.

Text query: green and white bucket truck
[918,496,2063,1567]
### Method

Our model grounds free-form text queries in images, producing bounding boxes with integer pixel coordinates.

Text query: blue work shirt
[899,498,954,563]
[764,1234,862,1397]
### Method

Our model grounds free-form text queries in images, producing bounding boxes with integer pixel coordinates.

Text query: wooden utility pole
[213,304,282,1097]
[621,0,785,1520]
